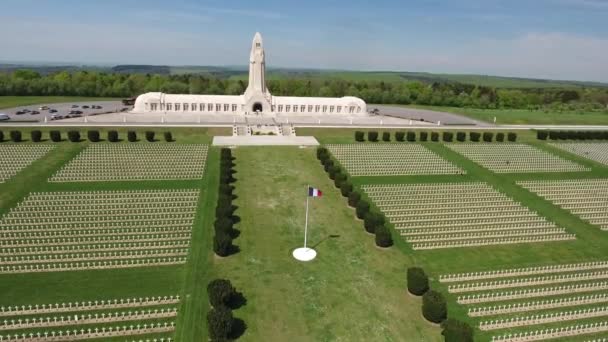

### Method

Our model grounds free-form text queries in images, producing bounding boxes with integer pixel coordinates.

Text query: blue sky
[1,0,607,81]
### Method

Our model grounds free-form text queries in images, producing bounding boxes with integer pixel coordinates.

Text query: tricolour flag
[308,187,322,197]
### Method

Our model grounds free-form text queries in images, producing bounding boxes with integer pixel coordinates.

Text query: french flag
[308,187,322,197]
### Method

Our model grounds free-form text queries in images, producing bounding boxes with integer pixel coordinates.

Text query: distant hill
[1,62,607,89]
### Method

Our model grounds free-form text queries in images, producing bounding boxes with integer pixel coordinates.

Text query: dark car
[71,105,79,108]
[49,109,58,113]
[50,113,64,120]
[15,110,26,115]
[30,111,40,115]
[92,105,103,109]
[69,110,83,115]
[82,105,90,109]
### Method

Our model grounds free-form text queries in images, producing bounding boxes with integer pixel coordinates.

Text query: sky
[1,0,607,82]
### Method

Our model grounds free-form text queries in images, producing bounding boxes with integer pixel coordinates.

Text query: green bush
[441,319,474,342]
[214,217,234,234]
[143,131,154,142]
[375,224,393,248]
[469,132,480,142]
[67,130,80,142]
[368,131,378,142]
[355,200,370,219]
[348,192,361,208]
[456,132,466,142]
[549,130,559,140]
[419,131,428,142]
[407,267,429,296]
[406,131,416,142]
[537,130,548,140]
[87,130,100,142]
[49,130,61,142]
[355,131,365,142]
[213,231,233,257]
[31,130,42,142]
[334,173,347,188]
[10,130,22,142]
[395,131,405,142]
[442,132,453,142]
[164,131,173,142]
[483,132,493,142]
[507,132,517,142]
[431,132,439,142]
[382,132,390,142]
[206,305,234,341]
[207,279,236,308]
[316,147,328,160]
[108,130,119,142]
[127,130,137,142]
[364,212,384,234]
[0,131,3,142]
[340,181,353,197]
[495,132,505,142]
[422,290,447,323]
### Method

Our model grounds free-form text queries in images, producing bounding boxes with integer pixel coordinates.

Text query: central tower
[244,32,272,113]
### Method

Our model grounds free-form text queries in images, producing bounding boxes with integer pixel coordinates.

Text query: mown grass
[0,96,120,110]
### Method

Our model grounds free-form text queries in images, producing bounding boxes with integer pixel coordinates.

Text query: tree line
[2,69,608,111]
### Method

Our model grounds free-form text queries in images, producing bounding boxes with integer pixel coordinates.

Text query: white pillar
[123,115,126,123]
[409,120,412,125]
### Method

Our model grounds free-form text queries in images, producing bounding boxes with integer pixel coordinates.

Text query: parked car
[69,110,83,115]
[50,114,64,120]
[23,109,31,113]
[71,105,79,108]
[92,105,103,109]
[49,109,58,113]
[0,113,10,121]
[30,110,40,115]
[82,105,90,109]
[39,106,49,110]
[15,110,26,115]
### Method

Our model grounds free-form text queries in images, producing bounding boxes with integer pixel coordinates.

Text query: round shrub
[375,224,393,248]
[334,173,347,188]
[323,159,334,172]
[364,212,384,234]
[207,279,236,308]
[469,132,480,142]
[430,132,439,142]
[328,165,341,180]
[496,132,505,142]
[49,130,61,142]
[340,181,353,197]
[206,305,234,341]
[419,131,428,142]
[507,132,517,142]
[214,217,234,235]
[31,130,42,142]
[407,267,429,296]
[145,131,155,142]
[537,130,549,140]
[382,132,390,142]
[441,319,474,342]
[348,192,361,208]
[87,130,100,142]
[316,147,328,160]
[354,131,365,142]
[213,231,233,257]
[127,130,137,142]
[108,130,119,142]
[456,132,466,142]
[406,131,416,142]
[355,200,370,219]
[368,131,378,142]
[422,290,447,323]
[395,131,405,142]
[67,130,80,142]
[483,132,493,142]
[0,131,3,142]
[10,131,22,142]
[164,131,173,142]
[442,132,453,142]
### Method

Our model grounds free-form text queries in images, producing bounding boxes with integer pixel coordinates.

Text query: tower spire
[246,32,267,94]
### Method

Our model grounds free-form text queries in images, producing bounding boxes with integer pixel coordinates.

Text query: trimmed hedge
[482,132,493,142]
[368,131,378,142]
[355,131,365,142]
[442,319,474,342]
[0,131,3,142]
[442,132,453,142]
[507,132,517,142]
[419,131,428,142]
[31,130,42,142]
[145,131,155,142]
[495,132,505,142]
[469,132,480,142]
[164,131,173,142]
[108,130,119,142]
[207,279,236,308]
[10,131,22,142]
[355,200,370,220]
[67,130,80,143]
[537,130,549,140]
[406,131,416,142]
[127,130,137,142]
[395,131,405,142]
[347,192,361,208]
[375,224,393,247]
[206,305,234,341]
[431,132,439,142]
[382,132,390,142]
[456,132,466,142]
[407,267,429,296]
[422,290,447,323]
[50,130,61,142]
[364,212,384,234]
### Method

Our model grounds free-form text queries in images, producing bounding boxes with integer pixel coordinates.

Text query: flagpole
[304,184,309,249]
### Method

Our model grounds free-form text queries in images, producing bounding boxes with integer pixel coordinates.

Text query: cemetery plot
[518,179,608,231]
[0,189,199,273]
[362,182,575,250]
[0,145,55,183]
[326,144,464,176]
[0,295,179,341]
[49,145,208,182]
[550,142,608,167]
[446,143,588,173]
[440,261,608,341]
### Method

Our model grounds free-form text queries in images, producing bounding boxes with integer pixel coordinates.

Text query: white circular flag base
[292,247,317,262]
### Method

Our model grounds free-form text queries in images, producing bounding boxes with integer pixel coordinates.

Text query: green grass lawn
[0,96,120,110]
[400,104,608,125]
[210,147,441,341]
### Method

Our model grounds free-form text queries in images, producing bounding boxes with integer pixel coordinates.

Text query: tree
[368,131,378,142]
[507,132,517,142]
[375,224,393,247]
[316,147,328,161]
[420,131,428,142]
[145,131,155,142]
[422,290,447,323]
[469,132,480,142]
[456,132,466,142]
[355,131,365,142]
[31,130,42,142]
[431,132,439,142]
[382,132,390,142]
[442,132,453,142]
[406,131,416,142]
[340,181,353,197]
[87,130,100,142]
[164,131,173,142]
[207,279,236,308]
[441,319,474,342]
[364,212,384,234]
[355,200,370,219]
[495,132,505,142]
[213,231,233,257]
[407,267,429,296]
[395,131,405,142]
[0,131,3,142]
[10,131,22,142]
[67,130,80,142]
[108,130,119,142]
[49,130,61,142]
[206,305,234,341]
[537,130,549,140]
[483,132,493,142]
[348,192,361,208]
[127,130,137,142]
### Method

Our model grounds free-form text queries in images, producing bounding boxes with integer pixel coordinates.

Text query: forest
[1,69,607,112]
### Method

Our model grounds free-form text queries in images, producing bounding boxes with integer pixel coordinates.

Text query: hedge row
[206,279,244,341]
[407,267,473,341]
[0,130,172,143]
[355,130,517,143]
[317,147,393,248]
[537,130,608,140]
[214,148,238,257]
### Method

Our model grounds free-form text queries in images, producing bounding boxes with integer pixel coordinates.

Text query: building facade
[133,33,367,116]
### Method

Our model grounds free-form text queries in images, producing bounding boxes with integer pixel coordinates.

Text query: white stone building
[133,33,367,116]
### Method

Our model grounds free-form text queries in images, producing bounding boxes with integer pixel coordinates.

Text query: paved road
[370,104,488,126]
[0,101,126,123]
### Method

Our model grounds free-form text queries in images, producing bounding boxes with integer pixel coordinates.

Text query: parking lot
[0,101,127,122]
